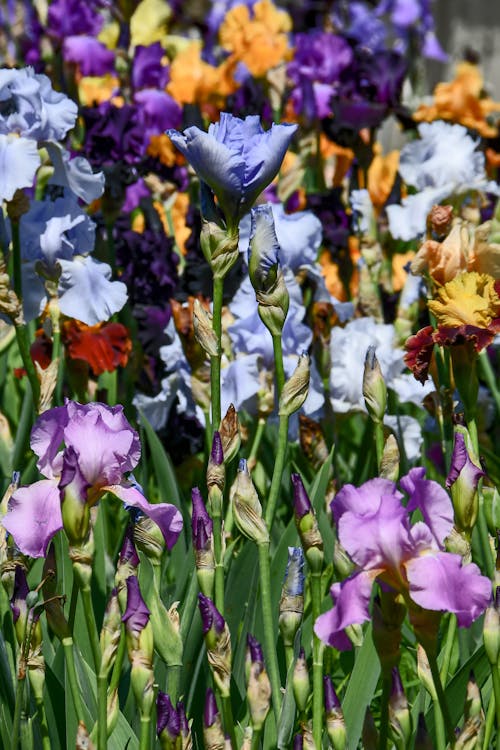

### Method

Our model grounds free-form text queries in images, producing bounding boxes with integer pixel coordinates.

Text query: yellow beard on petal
[428,271,500,329]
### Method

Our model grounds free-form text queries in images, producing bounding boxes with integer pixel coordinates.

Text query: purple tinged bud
[198,593,225,636]
[390,667,405,704]
[156,691,180,739]
[10,566,29,624]
[323,675,341,712]
[291,473,312,518]
[283,547,305,597]
[191,487,213,551]
[211,431,224,465]
[119,526,140,568]
[177,701,189,735]
[446,430,485,534]
[121,576,150,634]
[204,688,219,728]
[293,734,304,750]
[239,458,249,474]
[247,633,264,665]
[446,432,484,489]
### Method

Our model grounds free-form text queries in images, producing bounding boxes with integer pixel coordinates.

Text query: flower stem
[97,673,108,750]
[139,716,151,750]
[62,637,85,724]
[378,676,391,750]
[68,580,78,634]
[33,692,51,750]
[211,487,225,616]
[426,650,456,747]
[257,541,282,724]
[210,275,224,437]
[80,585,101,674]
[479,350,500,417]
[250,726,262,750]
[108,625,126,694]
[247,417,266,471]
[11,665,26,750]
[490,664,500,748]
[180,571,200,643]
[483,691,495,750]
[439,615,457,685]
[221,695,238,749]
[311,571,324,749]
[272,334,285,401]
[466,412,494,579]
[264,414,288,528]
[374,420,385,472]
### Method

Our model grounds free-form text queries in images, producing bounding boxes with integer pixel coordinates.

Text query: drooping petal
[2,480,62,558]
[105,483,183,550]
[406,552,491,627]
[57,256,128,325]
[30,404,68,478]
[0,134,40,202]
[314,570,378,649]
[331,477,401,524]
[46,141,105,203]
[400,466,454,547]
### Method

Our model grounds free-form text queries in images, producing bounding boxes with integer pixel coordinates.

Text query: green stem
[139,716,151,750]
[11,219,22,301]
[264,415,288,529]
[166,666,182,706]
[250,727,262,750]
[247,417,266,470]
[483,689,495,750]
[68,580,78,634]
[221,695,238,750]
[80,585,101,673]
[109,625,126,695]
[378,676,391,750]
[180,572,200,643]
[210,275,224,437]
[466,413,494,579]
[272,334,285,401]
[439,615,457,685]
[432,693,446,750]
[427,650,456,747]
[62,637,85,724]
[311,572,324,749]
[374,420,385,472]
[491,664,500,748]
[33,694,51,750]
[97,673,108,750]
[11,666,25,750]
[479,350,500,417]
[257,542,282,723]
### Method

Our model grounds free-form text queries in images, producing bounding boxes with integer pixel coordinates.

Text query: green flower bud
[230,460,269,545]
[464,671,483,721]
[292,648,310,712]
[100,589,122,678]
[388,668,412,749]
[279,353,310,417]
[193,299,219,358]
[200,215,239,281]
[134,515,165,563]
[379,434,400,481]
[219,404,241,465]
[69,530,95,590]
[484,592,500,667]
[416,644,437,701]
[363,346,387,424]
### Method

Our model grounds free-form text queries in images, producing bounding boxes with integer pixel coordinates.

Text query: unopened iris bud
[122,576,154,717]
[291,474,323,573]
[100,588,121,678]
[10,565,30,642]
[416,644,437,700]
[279,547,304,648]
[293,648,310,712]
[246,634,271,730]
[248,204,289,336]
[69,528,94,590]
[200,213,240,281]
[363,346,387,424]
[464,671,483,720]
[333,539,355,579]
[389,668,411,748]
[207,431,225,496]
[324,675,346,750]
[302,722,315,750]
[177,701,192,749]
[193,299,219,358]
[134,513,165,563]
[115,526,140,609]
[362,709,379,750]
[380,434,400,481]
[157,691,181,750]
[415,713,433,750]
[219,404,241,465]
[279,353,310,417]
[198,594,232,697]
[484,590,500,666]
[203,688,225,750]
[446,428,484,537]
[191,487,215,597]
[231,459,269,545]
[293,734,303,750]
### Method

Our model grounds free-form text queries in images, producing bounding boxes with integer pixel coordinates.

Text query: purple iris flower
[47,0,103,39]
[2,401,183,558]
[167,113,297,230]
[63,36,115,76]
[133,89,182,140]
[314,471,491,650]
[132,43,169,90]
[204,688,219,728]
[81,102,147,166]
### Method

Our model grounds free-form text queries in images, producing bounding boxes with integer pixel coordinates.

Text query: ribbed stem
[311,572,324,749]
[97,673,108,750]
[264,415,288,528]
[272,334,285,401]
[80,585,101,673]
[257,541,282,723]
[139,716,151,750]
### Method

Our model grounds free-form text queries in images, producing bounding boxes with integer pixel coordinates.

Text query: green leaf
[342,625,380,750]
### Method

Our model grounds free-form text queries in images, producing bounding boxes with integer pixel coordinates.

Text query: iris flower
[314,471,491,649]
[2,401,183,558]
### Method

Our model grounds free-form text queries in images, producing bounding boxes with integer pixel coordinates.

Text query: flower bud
[379,434,400,481]
[193,299,219,358]
[100,588,121,678]
[291,474,323,573]
[299,415,329,471]
[246,635,271,730]
[446,428,484,537]
[248,205,289,336]
[292,648,310,713]
[219,404,241,465]
[115,526,140,610]
[157,691,181,749]
[279,547,304,648]
[198,594,232,697]
[333,539,355,579]
[454,716,483,750]
[389,668,411,748]
[301,722,315,750]
[324,675,346,750]
[60,451,91,548]
[414,713,433,750]
[177,701,192,750]
[279,354,310,417]
[203,688,225,750]
[207,431,225,495]
[191,488,215,597]
[230,459,269,545]
[362,708,379,750]
[200,190,240,280]
[464,670,483,721]
[363,346,387,424]
[416,644,437,701]
[147,592,183,669]
[69,529,94,590]
[484,590,500,666]
[122,576,155,717]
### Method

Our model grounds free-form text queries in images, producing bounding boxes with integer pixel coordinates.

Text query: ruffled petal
[2,480,62,558]
[314,570,378,649]
[0,135,40,202]
[400,466,454,547]
[57,256,128,325]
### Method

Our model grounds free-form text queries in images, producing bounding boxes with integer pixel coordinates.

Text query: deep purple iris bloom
[81,102,146,166]
[47,0,103,39]
[2,401,183,558]
[314,470,491,650]
[156,691,180,740]
[167,113,297,231]
[132,43,170,90]
[63,36,115,76]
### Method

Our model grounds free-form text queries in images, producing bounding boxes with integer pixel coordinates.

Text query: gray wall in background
[428,0,500,95]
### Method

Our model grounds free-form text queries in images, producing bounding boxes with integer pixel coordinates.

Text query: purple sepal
[198,593,225,636]
[204,688,219,728]
[291,473,312,518]
[446,432,485,490]
[121,576,150,634]
[177,701,189,735]
[119,526,140,568]
[247,633,264,665]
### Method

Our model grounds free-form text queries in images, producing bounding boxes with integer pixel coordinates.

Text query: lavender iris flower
[62,36,115,76]
[167,113,297,230]
[314,472,491,649]
[2,401,183,558]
